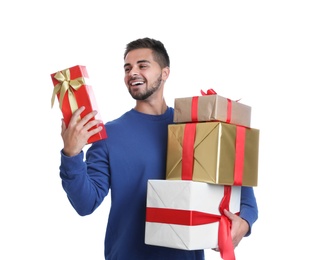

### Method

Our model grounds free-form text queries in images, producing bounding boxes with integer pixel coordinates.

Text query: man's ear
[162,67,170,81]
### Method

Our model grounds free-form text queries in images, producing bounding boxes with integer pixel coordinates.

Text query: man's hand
[61,106,103,157]
[212,209,249,252]
[224,209,249,248]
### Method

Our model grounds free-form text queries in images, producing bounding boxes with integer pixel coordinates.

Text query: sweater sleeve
[59,140,110,216]
[239,186,258,237]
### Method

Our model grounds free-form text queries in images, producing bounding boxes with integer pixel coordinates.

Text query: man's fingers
[224,209,235,220]
[87,125,103,137]
[69,107,100,129]
[61,119,66,136]
[76,110,99,128]
[71,106,86,122]
[85,119,102,131]
[63,107,102,142]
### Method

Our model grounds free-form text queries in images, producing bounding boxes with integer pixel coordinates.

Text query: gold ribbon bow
[51,68,86,111]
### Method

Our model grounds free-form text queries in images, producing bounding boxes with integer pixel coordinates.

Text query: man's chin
[132,95,145,101]
[129,90,145,100]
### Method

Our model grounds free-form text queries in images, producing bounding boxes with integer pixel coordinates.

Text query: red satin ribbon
[201,89,217,95]
[146,207,220,226]
[233,126,246,185]
[191,96,199,122]
[218,186,235,260]
[181,123,197,180]
[226,99,232,123]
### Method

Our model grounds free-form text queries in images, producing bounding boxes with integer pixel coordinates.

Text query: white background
[1,0,309,259]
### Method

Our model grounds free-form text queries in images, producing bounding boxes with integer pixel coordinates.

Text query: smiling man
[58,37,258,260]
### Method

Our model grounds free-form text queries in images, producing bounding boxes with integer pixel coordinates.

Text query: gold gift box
[173,95,251,127]
[166,122,259,186]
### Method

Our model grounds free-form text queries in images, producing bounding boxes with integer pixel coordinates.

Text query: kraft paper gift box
[173,92,251,127]
[145,179,241,253]
[51,65,107,144]
[166,122,259,186]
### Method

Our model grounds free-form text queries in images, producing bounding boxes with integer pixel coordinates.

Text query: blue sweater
[59,107,258,260]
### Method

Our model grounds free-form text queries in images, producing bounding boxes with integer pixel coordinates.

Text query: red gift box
[51,65,107,144]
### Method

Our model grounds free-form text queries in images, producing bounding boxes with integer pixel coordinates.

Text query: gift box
[145,179,241,253]
[166,122,259,186]
[51,65,107,144]
[173,92,251,127]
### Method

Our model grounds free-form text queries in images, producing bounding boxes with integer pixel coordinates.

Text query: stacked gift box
[145,89,259,258]
[51,65,107,144]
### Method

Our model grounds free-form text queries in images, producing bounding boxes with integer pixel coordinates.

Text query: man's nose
[129,67,139,76]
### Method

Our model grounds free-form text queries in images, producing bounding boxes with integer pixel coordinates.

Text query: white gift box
[145,180,241,250]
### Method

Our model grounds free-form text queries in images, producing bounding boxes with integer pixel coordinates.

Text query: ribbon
[200,88,217,96]
[181,123,197,180]
[51,68,87,111]
[146,207,220,226]
[218,186,235,260]
[191,96,199,122]
[233,126,246,185]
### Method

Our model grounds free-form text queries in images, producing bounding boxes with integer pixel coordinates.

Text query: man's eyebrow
[137,60,150,64]
[124,60,151,68]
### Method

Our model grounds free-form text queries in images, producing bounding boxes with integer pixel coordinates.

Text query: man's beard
[129,74,162,101]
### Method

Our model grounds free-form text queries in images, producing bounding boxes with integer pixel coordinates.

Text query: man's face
[124,48,166,100]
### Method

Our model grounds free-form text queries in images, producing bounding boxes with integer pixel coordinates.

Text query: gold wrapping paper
[173,95,251,127]
[166,122,259,186]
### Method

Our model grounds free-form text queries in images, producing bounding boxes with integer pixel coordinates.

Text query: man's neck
[134,99,168,115]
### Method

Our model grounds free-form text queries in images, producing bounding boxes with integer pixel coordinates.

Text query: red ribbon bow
[200,88,217,96]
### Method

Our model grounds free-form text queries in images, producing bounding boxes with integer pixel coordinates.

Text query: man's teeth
[132,82,144,86]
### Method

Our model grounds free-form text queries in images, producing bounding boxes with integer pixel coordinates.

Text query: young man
[59,37,258,259]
